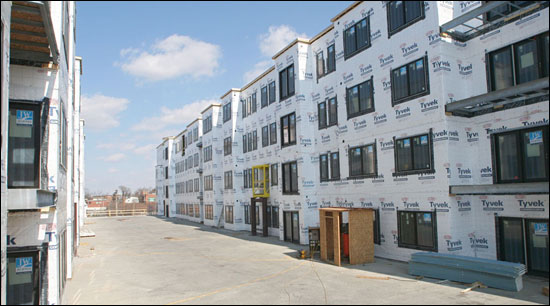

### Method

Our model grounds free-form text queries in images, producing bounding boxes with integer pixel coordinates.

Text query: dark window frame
[269,81,277,104]
[387,1,425,38]
[280,112,297,148]
[261,86,268,108]
[224,136,232,156]
[391,55,430,106]
[397,210,438,252]
[271,163,278,186]
[225,206,234,224]
[282,161,299,195]
[319,151,340,182]
[393,129,435,177]
[262,125,269,148]
[279,64,295,101]
[346,77,375,119]
[348,142,378,179]
[491,125,549,184]
[344,16,371,60]
[224,171,233,189]
[223,103,232,123]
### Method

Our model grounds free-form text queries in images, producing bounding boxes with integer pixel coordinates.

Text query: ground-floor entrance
[497,217,549,276]
[284,211,300,243]
[7,248,42,305]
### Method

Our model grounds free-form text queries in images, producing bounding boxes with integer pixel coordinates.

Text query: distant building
[125,197,140,204]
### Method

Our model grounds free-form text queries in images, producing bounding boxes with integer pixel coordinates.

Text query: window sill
[347,174,377,180]
[398,243,437,252]
[393,169,435,177]
[283,192,300,196]
[392,90,430,107]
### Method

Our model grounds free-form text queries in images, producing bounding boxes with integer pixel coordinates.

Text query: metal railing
[86,209,155,218]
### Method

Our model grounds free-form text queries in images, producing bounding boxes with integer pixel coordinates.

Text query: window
[224,171,233,189]
[243,169,253,189]
[205,205,214,220]
[271,206,279,228]
[252,130,258,151]
[387,1,424,37]
[262,125,269,147]
[344,17,370,59]
[164,147,168,160]
[269,81,276,104]
[225,206,234,224]
[281,112,296,147]
[243,134,248,153]
[489,32,549,91]
[204,145,212,162]
[252,93,257,113]
[203,116,212,134]
[224,137,232,156]
[269,123,277,145]
[204,175,213,191]
[194,204,200,218]
[8,102,41,188]
[271,164,278,186]
[60,105,68,168]
[244,206,250,224]
[223,103,231,123]
[165,186,169,198]
[194,153,199,167]
[391,56,429,105]
[165,166,168,179]
[394,131,434,175]
[318,97,338,129]
[282,161,298,194]
[261,86,268,108]
[242,99,247,119]
[188,131,193,145]
[398,211,437,251]
[316,51,325,80]
[492,126,548,183]
[320,154,329,181]
[373,209,381,245]
[327,44,336,73]
[349,144,376,178]
[347,79,374,118]
[248,132,253,153]
[279,65,295,101]
[193,127,198,142]
[194,178,199,192]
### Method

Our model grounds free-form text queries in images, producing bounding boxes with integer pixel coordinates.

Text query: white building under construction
[157,1,549,277]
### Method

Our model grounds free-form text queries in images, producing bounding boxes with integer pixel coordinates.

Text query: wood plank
[11,10,43,23]
[10,21,45,33]
[12,33,49,44]
[349,209,374,265]
[10,42,50,54]
[13,1,41,9]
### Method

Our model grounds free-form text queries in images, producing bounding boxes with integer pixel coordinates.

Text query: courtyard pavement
[62,216,549,305]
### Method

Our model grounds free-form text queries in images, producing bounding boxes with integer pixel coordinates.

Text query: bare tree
[119,185,132,199]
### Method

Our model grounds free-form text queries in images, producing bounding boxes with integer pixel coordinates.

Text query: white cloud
[118,34,222,82]
[81,94,130,131]
[100,153,126,162]
[243,60,272,84]
[131,99,216,132]
[97,142,137,151]
[108,168,119,173]
[134,144,156,156]
[259,25,308,58]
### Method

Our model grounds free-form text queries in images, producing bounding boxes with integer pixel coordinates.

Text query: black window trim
[279,64,295,102]
[347,141,378,180]
[268,81,277,104]
[280,112,297,148]
[392,129,435,177]
[397,209,438,252]
[391,54,430,106]
[491,124,549,184]
[386,1,426,38]
[320,151,341,182]
[318,96,339,130]
[282,161,299,195]
[346,76,375,120]
[344,16,372,60]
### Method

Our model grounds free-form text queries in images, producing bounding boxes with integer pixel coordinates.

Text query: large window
[8,102,41,188]
[347,79,374,119]
[398,211,437,251]
[243,134,248,153]
[193,127,198,142]
[394,131,434,175]
[251,93,257,113]
[205,205,214,220]
[349,144,376,178]
[204,145,212,162]
[224,171,233,189]
[203,116,212,134]
[262,125,269,147]
[270,123,277,145]
[271,163,278,186]
[194,153,199,167]
[282,161,299,194]
[281,112,296,147]
[269,81,276,104]
[489,32,549,92]
[387,1,424,37]
[252,130,258,151]
[224,137,232,156]
[493,126,548,183]
[194,178,199,192]
[391,56,429,105]
[243,169,252,189]
[316,44,336,80]
[279,64,295,101]
[223,103,231,123]
[204,175,213,191]
[244,205,250,225]
[271,206,279,228]
[225,206,234,224]
[344,17,370,59]
[261,86,268,108]
[320,152,340,181]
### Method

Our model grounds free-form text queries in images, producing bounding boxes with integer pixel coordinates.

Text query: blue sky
[78,1,353,194]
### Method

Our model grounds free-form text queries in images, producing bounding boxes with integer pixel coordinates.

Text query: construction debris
[461,281,488,294]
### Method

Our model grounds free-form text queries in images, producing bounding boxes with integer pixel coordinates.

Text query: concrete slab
[63,216,549,305]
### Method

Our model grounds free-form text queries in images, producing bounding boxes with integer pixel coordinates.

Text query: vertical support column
[251,198,256,236]
[334,212,341,267]
[262,198,268,237]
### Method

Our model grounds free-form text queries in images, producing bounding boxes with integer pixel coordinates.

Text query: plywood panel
[334,213,341,266]
[349,210,374,265]
[320,211,327,262]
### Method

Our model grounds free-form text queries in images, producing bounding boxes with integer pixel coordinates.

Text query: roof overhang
[445,77,549,117]
[440,1,548,42]
[10,1,59,66]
